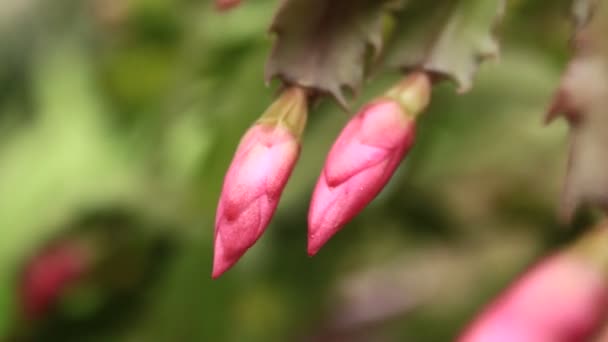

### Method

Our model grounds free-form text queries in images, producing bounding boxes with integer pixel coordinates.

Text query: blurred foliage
[0,0,591,341]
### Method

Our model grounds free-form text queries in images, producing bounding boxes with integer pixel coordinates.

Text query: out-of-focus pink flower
[20,241,90,319]
[213,87,307,278]
[215,0,241,11]
[459,226,608,342]
[307,72,430,256]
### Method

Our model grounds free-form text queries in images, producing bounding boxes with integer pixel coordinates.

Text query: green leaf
[546,0,608,222]
[265,0,401,108]
[385,0,505,92]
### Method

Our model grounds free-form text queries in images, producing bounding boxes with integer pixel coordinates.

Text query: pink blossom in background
[308,100,415,256]
[21,242,90,319]
[458,254,608,342]
[215,0,241,11]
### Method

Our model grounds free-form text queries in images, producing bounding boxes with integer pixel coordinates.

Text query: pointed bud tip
[211,233,239,279]
[307,239,322,257]
[307,197,334,257]
[307,216,342,257]
[211,269,223,280]
[211,259,232,279]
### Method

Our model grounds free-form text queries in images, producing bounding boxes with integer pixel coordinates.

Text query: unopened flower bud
[307,73,430,255]
[213,87,307,278]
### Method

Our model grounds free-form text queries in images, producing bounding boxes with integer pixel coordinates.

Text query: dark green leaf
[266,0,402,108]
[385,0,505,92]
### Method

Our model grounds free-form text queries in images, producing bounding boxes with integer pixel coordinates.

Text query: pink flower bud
[307,100,415,256]
[307,72,430,256]
[459,226,608,342]
[20,241,90,319]
[213,88,307,278]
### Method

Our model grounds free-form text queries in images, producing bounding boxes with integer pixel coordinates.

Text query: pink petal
[324,101,411,187]
[308,156,393,256]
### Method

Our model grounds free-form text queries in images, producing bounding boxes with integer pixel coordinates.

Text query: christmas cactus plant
[213,0,505,275]
[4,0,608,340]
[210,0,608,338]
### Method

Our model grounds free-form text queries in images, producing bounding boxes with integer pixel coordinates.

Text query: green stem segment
[257,87,309,139]
[385,71,432,120]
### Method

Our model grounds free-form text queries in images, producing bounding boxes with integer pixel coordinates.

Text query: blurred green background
[0,0,586,340]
